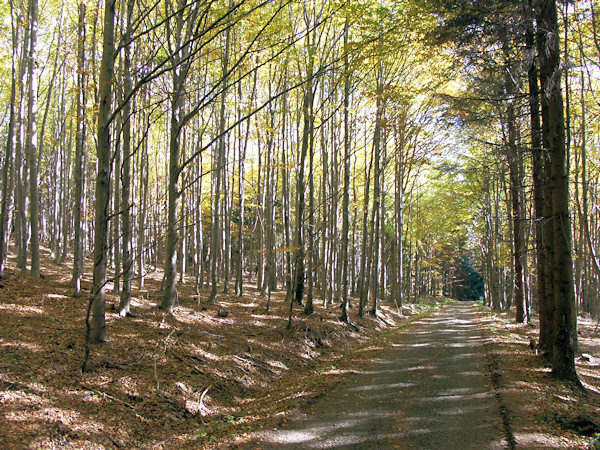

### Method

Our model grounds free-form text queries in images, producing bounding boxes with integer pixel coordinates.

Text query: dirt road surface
[237,302,510,449]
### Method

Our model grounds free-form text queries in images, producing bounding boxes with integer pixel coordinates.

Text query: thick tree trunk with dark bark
[525,4,549,349]
[536,0,580,384]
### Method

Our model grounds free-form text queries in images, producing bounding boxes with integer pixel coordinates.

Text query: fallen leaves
[0,249,429,448]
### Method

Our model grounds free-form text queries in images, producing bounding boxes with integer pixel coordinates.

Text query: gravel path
[239,302,509,449]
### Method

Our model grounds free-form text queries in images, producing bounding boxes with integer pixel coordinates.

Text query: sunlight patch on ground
[266,360,288,370]
[4,404,80,427]
[0,303,45,315]
[402,365,437,372]
[276,390,311,403]
[262,429,322,444]
[320,368,363,376]
[66,389,103,404]
[456,370,483,376]
[45,293,69,300]
[416,392,491,403]
[0,340,44,352]
[447,342,479,348]
[349,382,415,392]
[250,313,283,321]
[0,390,45,406]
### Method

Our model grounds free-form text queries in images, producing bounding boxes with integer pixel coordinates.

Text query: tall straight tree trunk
[304,99,315,316]
[72,1,86,297]
[320,111,329,306]
[340,20,351,323]
[0,5,18,279]
[358,143,373,317]
[394,144,404,310]
[15,17,29,275]
[138,96,149,289]
[525,2,549,348]
[265,97,277,294]
[118,0,134,316]
[502,36,526,323]
[90,0,116,344]
[235,66,256,296]
[536,0,580,384]
[26,0,40,278]
[535,11,556,353]
[222,134,231,294]
[379,135,387,304]
[162,76,183,312]
[59,120,72,264]
[370,74,384,317]
[194,147,204,293]
[331,96,340,305]
[289,38,315,326]
[208,17,232,305]
[256,139,264,292]
[281,82,293,303]
[161,0,200,312]
[112,98,121,292]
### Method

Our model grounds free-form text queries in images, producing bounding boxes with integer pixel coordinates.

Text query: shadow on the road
[238,303,507,449]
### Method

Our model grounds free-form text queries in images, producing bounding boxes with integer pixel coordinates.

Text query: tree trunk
[138,98,149,289]
[0,6,18,278]
[502,35,525,322]
[26,0,40,278]
[208,19,232,305]
[340,20,351,323]
[304,98,315,316]
[112,101,121,292]
[536,0,580,384]
[15,17,29,275]
[370,74,384,316]
[72,1,86,297]
[358,142,373,317]
[235,66,256,296]
[90,0,116,344]
[118,0,134,317]
[289,38,315,326]
[525,2,549,348]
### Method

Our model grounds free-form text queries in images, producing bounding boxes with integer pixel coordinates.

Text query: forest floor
[472,303,600,448]
[0,248,599,448]
[0,248,443,448]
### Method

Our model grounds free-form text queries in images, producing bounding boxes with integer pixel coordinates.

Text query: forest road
[236,302,510,449]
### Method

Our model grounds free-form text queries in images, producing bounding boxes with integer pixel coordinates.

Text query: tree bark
[90,0,116,344]
[0,3,19,278]
[72,1,86,297]
[289,34,315,326]
[26,0,40,278]
[208,15,232,305]
[501,35,526,323]
[340,20,351,323]
[370,73,384,316]
[118,0,134,317]
[525,2,549,349]
[536,0,581,384]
